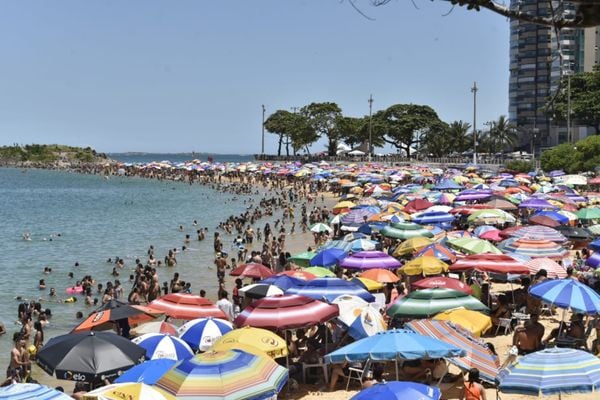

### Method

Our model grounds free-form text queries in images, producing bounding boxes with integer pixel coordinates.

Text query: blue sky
[0,1,508,154]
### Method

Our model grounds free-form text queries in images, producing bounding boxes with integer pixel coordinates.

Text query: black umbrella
[37,331,145,383]
[72,299,158,333]
[556,225,593,240]
[238,283,284,299]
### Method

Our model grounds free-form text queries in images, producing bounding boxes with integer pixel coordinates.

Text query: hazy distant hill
[0,144,110,166]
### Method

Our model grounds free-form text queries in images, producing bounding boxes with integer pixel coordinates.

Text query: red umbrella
[230,263,274,279]
[479,230,503,242]
[412,276,473,295]
[404,198,434,213]
[233,294,339,330]
[498,226,521,239]
[149,293,226,320]
[278,270,316,280]
[450,254,530,274]
[529,214,561,228]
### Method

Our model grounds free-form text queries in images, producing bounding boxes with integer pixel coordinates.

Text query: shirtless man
[513,313,544,354]
[7,337,26,382]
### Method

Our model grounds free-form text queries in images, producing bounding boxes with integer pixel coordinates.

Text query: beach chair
[495,318,513,335]
[344,360,371,390]
[555,321,593,351]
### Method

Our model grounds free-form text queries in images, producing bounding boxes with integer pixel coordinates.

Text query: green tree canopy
[264,110,318,156]
[301,102,342,156]
[550,65,600,134]
[540,135,600,173]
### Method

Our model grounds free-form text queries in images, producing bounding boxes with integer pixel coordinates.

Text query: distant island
[0,144,112,168]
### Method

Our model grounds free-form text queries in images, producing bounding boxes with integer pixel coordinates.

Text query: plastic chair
[345,360,371,390]
[495,318,513,335]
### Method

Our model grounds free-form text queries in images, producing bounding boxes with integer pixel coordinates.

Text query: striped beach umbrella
[447,237,502,255]
[497,348,600,396]
[414,243,457,263]
[499,238,569,260]
[508,225,568,243]
[149,294,226,320]
[131,321,178,337]
[449,254,530,274]
[529,278,600,314]
[339,251,402,270]
[526,258,567,278]
[155,350,288,400]
[406,320,500,384]
[132,333,194,361]
[177,317,234,352]
[285,277,375,302]
[0,383,72,400]
[82,382,169,400]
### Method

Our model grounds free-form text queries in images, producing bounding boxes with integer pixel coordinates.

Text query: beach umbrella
[447,237,502,255]
[415,243,457,263]
[473,225,498,237]
[238,283,284,299]
[588,224,600,235]
[309,222,332,233]
[155,350,288,400]
[454,189,493,202]
[349,238,379,252]
[450,204,493,215]
[508,225,568,243]
[310,248,348,267]
[132,333,194,361]
[278,269,317,280]
[529,214,562,227]
[433,308,492,337]
[351,277,384,291]
[555,225,593,241]
[529,278,600,314]
[588,238,600,251]
[234,295,339,330]
[392,237,435,257]
[339,250,402,270]
[130,321,178,337]
[82,382,169,400]
[387,288,488,319]
[467,209,516,224]
[319,239,353,252]
[399,256,448,276]
[72,299,158,333]
[478,229,503,241]
[381,222,434,239]
[212,326,288,359]
[0,383,73,400]
[230,263,274,279]
[114,359,176,385]
[449,254,530,274]
[259,275,304,290]
[587,253,600,268]
[351,381,441,400]
[343,232,370,241]
[285,277,375,302]
[499,238,569,260]
[324,329,464,364]
[497,348,600,397]
[149,293,227,320]
[406,320,500,384]
[287,251,316,267]
[526,258,567,278]
[333,200,356,214]
[337,301,387,340]
[177,317,234,352]
[412,276,472,294]
[404,198,434,212]
[360,268,400,283]
[36,331,146,383]
[519,198,557,210]
[301,266,335,277]
[411,211,455,225]
[576,207,600,220]
[484,198,518,210]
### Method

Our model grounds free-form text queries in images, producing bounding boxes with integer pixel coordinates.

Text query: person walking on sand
[216,291,234,321]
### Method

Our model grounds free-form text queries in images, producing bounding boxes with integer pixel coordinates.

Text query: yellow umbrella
[351,277,385,291]
[211,326,288,359]
[433,308,492,337]
[211,341,271,358]
[399,256,449,276]
[83,382,170,400]
[333,200,356,209]
[392,237,434,257]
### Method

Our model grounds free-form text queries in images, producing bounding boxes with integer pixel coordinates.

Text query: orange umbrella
[72,300,160,332]
[360,268,400,283]
[149,293,226,320]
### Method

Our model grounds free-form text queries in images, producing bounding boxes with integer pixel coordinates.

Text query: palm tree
[488,116,518,153]
[446,121,472,154]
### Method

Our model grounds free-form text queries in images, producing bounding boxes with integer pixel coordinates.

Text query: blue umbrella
[285,277,375,302]
[531,210,570,224]
[310,248,348,267]
[351,381,441,400]
[529,279,600,314]
[324,329,465,364]
[319,240,353,252]
[432,179,463,191]
[412,212,455,225]
[497,348,600,396]
[131,333,194,361]
[588,238,600,252]
[0,383,72,400]
[114,358,176,384]
[177,317,234,352]
[349,239,379,252]
[260,275,304,290]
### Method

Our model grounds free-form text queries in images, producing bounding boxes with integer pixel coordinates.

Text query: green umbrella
[387,288,489,318]
[302,266,336,278]
[467,209,516,224]
[288,251,316,268]
[310,223,333,233]
[447,237,502,255]
[381,223,434,240]
[575,208,600,220]
[588,224,600,235]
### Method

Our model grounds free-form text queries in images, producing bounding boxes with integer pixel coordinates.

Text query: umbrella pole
[395,358,399,381]
[285,330,290,394]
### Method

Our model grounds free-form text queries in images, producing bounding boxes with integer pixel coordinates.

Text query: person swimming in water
[22,233,31,241]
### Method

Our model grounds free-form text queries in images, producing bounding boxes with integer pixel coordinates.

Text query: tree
[364,1,600,28]
[446,121,472,154]
[301,102,343,156]
[487,115,518,153]
[550,65,600,134]
[264,110,294,156]
[573,134,600,172]
[420,122,452,157]
[336,116,386,150]
[264,110,319,156]
[540,143,581,173]
[375,104,445,158]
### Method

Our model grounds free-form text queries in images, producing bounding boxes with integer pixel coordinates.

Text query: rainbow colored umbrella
[499,238,569,260]
[414,243,457,263]
[406,320,499,384]
[155,350,288,400]
[508,225,568,243]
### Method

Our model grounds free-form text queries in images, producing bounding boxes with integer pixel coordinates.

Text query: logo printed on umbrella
[261,337,279,347]
[92,311,105,323]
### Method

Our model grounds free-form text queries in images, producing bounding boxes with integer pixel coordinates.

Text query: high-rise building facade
[509,1,599,150]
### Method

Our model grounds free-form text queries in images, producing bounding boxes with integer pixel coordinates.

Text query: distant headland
[0,144,112,168]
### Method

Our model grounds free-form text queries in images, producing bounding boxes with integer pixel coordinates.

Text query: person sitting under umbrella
[361,363,384,389]
[490,295,512,329]
[512,313,544,355]
[543,313,585,346]
[399,358,447,384]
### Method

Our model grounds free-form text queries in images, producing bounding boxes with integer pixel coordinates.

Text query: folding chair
[345,360,371,390]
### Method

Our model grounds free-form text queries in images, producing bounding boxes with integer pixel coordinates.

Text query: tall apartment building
[509,0,600,150]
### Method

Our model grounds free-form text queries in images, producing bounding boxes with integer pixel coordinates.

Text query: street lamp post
[471,82,478,165]
[261,105,266,154]
[368,94,373,162]
[567,73,572,143]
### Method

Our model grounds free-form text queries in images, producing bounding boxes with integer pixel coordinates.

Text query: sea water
[0,166,259,366]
